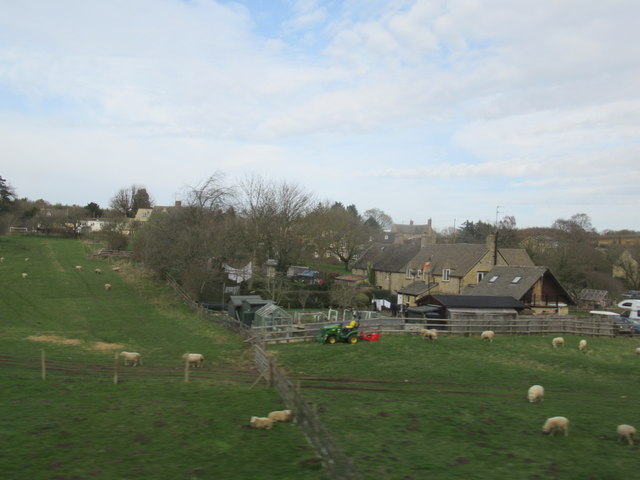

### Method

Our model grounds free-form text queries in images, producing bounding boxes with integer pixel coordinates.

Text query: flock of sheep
[119,351,206,368]
[250,409,294,430]
[420,328,637,446]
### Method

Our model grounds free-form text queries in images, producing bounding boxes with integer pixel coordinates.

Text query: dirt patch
[27,335,83,346]
[92,342,123,351]
[25,336,123,351]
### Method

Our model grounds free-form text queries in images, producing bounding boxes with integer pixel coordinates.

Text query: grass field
[271,331,640,479]
[0,236,326,480]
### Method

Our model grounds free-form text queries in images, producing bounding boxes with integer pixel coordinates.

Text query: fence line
[165,274,363,480]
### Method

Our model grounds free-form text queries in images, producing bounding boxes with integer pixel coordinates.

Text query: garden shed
[227,295,274,326]
[252,303,293,328]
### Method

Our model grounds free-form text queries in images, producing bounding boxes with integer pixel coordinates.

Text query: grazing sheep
[249,416,273,430]
[112,266,121,272]
[635,347,640,356]
[119,351,142,366]
[24,257,30,262]
[420,328,438,341]
[552,337,565,348]
[578,339,587,352]
[527,385,545,403]
[481,330,495,342]
[268,410,293,423]
[94,268,102,274]
[21,272,28,279]
[0,256,4,262]
[182,353,205,368]
[542,416,569,436]
[617,424,636,446]
[75,265,83,271]
[104,283,112,290]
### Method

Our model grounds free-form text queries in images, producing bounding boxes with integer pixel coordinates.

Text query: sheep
[578,339,587,352]
[420,328,438,341]
[542,416,569,436]
[94,268,102,275]
[112,266,121,272]
[552,337,565,348]
[268,409,293,423]
[481,330,495,342]
[617,424,636,446]
[21,272,28,279]
[104,283,112,290]
[75,265,83,271]
[635,347,640,356]
[182,353,205,368]
[119,351,142,366]
[0,257,4,262]
[527,385,545,403]
[24,257,30,262]
[249,416,273,430]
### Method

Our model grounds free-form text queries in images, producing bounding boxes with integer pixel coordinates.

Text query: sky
[1,0,639,233]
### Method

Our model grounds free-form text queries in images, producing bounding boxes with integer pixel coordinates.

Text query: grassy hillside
[0,236,326,480]
[271,333,640,479]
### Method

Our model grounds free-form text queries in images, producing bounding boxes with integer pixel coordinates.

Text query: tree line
[1,174,638,307]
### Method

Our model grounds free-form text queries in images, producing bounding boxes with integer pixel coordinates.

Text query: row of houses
[350,220,574,315]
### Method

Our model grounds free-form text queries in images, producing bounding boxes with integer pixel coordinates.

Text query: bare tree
[182,172,235,211]
[110,185,152,218]
[364,208,393,231]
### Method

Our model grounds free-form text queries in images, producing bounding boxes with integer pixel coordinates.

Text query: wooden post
[184,356,190,384]
[268,357,274,388]
[113,352,119,385]
[41,350,46,381]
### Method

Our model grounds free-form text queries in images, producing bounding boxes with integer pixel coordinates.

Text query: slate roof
[577,289,608,303]
[498,248,535,266]
[352,243,421,272]
[425,294,525,310]
[462,265,574,304]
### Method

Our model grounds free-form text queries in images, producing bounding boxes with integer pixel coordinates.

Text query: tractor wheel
[347,335,358,344]
[327,335,337,344]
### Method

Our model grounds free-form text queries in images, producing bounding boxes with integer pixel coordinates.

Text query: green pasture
[0,236,326,480]
[271,333,640,479]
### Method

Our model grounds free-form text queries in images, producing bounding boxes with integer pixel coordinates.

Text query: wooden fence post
[113,351,119,385]
[41,349,46,381]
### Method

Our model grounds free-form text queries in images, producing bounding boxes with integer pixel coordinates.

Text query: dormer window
[442,268,451,281]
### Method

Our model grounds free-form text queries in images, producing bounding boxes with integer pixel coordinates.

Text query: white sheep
[249,416,273,430]
[420,328,438,341]
[94,268,102,275]
[21,272,28,279]
[183,353,205,368]
[112,266,121,272]
[617,424,636,446]
[552,337,565,348]
[542,416,569,436]
[481,330,495,342]
[24,257,30,262]
[527,385,544,403]
[578,339,587,352]
[104,283,112,290]
[75,265,83,271]
[268,409,293,423]
[635,347,640,356]
[119,351,142,366]
[0,256,4,262]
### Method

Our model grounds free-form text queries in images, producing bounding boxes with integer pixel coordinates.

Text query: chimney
[409,220,414,225]
[486,234,497,265]
[175,200,182,207]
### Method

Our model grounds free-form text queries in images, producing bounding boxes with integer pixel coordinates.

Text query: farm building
[227,295,275,326]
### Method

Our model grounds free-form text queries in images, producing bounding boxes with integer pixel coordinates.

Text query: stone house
[463,265,574,315]
[352,234,534,306]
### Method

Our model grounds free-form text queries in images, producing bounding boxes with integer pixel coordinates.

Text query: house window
[511,276,522,284]
[489,275,499,283]
[417,269,422,279]
[477,271,487,282]
[406,269,413,279]
[442,268,450,281]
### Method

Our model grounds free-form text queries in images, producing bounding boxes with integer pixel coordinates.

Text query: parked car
[613,315,640,335]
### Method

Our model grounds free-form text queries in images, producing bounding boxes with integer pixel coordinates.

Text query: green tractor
[318,321,360,345]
